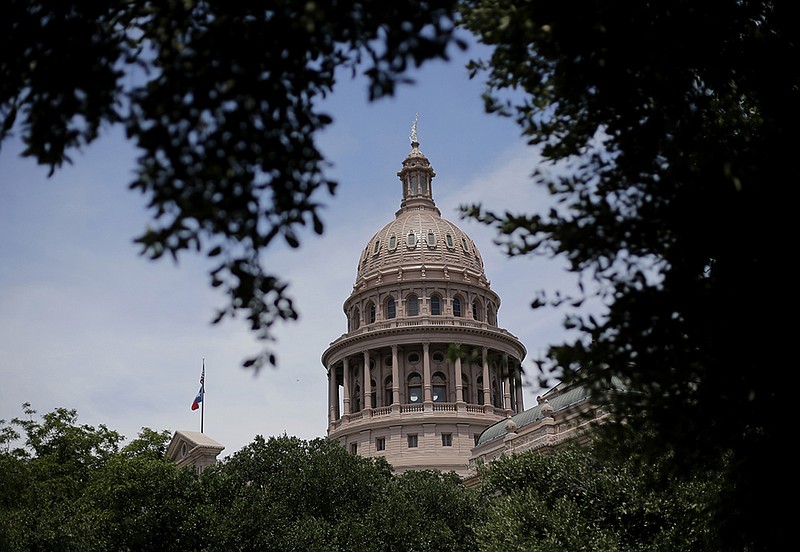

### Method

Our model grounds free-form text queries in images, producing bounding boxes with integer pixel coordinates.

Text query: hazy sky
[0,38,585,458]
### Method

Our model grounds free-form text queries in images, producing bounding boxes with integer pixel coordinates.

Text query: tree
[0,405,206,551]
[475,443,722,551]
[1,0,463,369]
[459,1,796,549]
[205,434,393,551]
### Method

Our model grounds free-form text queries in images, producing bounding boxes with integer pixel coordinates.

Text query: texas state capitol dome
[322,133,526,477]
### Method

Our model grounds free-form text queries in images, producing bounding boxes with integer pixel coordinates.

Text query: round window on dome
[432,351,445,363]
[408,352,420,364]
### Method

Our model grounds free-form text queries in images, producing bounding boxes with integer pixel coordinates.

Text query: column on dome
[454,344,464,403]
[343,357,351,415]
[363,350,372,410]
[515,365,525,412]
[482,347,491,410]
[422,342,432,404]
[503,353,512,412]
[391,345,400,410]
[328,366,336,424]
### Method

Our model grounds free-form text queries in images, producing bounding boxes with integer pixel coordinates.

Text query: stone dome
[355,141,486,282]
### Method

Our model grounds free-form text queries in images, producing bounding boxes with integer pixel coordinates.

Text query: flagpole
[201,358,205,433]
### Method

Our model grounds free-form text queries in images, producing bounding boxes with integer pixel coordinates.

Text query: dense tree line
[1,406,723,551]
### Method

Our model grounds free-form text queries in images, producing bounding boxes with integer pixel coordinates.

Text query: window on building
[406,295,419,316]
[408,434,418,448]
[477,376,484,405]
[430,295,441,315]
[432,372,447,402]
[462,374,471,403]
[407,373,422,403]
[388,234,397,250]
[407,232,416,246]
[384,376,393,405]
[427,231,435,246]
[446,234,454,248]
[453,297,462,317]
[472,300,482,321]
[350,443,358,454]
[370,380,377,409]
[368,302,376,324]
[376,437,386,451]
[352,307,360,330]
[461,237,470,252]
[432,351,445,363]
[442,433,452,447]
[387,298,396,319]
[373,239,380,254]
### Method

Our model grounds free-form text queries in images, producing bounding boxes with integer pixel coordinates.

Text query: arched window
[420,176,427,194]
[370,380,377,410]
[472,300,482,321]
[410,175,418,194]
[384,376,393,406]
[352,307,360,330]
[476,376,484,405]
[386,298,396,319]
[430,295,441,315]
[452,297,462,317]
[432,372,447,403]
[353,385,361,411]
[406,295,419,316]
[487,304,496,326]
[368,302,376,324]
[407,373,422,404]
[461,374,471,403]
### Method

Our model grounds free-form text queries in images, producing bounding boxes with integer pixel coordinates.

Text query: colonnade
[327,343,525,425]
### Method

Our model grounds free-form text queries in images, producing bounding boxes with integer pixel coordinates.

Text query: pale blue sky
[0,39,585,457]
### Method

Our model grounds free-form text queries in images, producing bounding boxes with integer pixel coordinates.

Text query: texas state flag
[191,386,203,411]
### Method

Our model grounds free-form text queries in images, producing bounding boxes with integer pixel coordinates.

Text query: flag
[191,364,205,411]
[191,385,203,410]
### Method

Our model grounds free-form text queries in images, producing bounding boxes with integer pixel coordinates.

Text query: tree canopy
[460,1,796,549]
[1,0,463,369]
[1,406,723,551]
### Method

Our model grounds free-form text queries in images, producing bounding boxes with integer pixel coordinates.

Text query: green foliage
[0,0,463,369]
[476,444,721,551]
[205,434,394,551]
[460,2,795,549]
[352,470,481,552]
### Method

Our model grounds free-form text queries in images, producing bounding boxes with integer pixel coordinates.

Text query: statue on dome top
[409,113,419,145]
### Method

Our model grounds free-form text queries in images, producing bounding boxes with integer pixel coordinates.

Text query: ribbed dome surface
[356,209,486,281]
[355,139,487,283]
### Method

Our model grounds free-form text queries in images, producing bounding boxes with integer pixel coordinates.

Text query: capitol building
[168,128,608,476]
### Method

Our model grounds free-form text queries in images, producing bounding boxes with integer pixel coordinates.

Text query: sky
[0,38,586,458]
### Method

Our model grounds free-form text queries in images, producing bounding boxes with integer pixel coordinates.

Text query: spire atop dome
[398,114,437,213]
[409,112,419,146]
